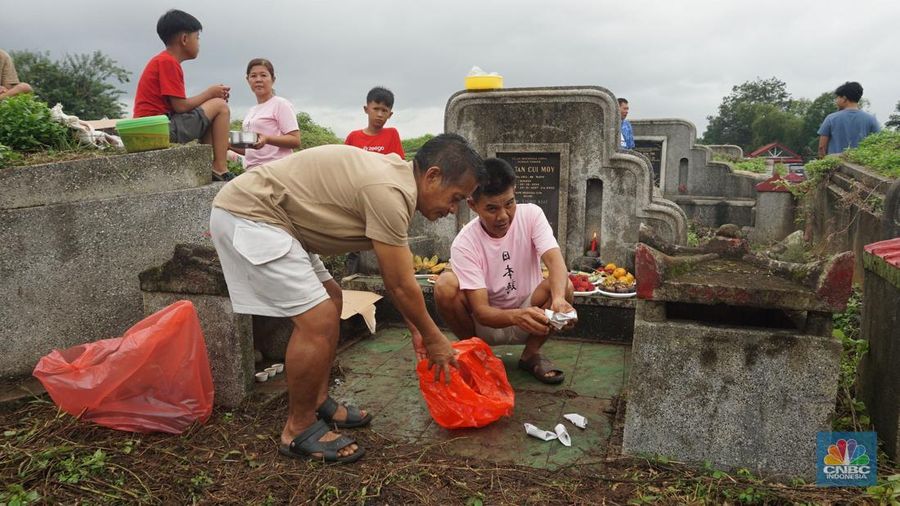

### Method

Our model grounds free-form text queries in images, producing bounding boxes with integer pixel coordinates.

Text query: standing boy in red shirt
[133,9,233,181]
[344,87,405,159]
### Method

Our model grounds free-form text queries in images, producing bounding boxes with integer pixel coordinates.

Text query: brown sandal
[518,354,565,385]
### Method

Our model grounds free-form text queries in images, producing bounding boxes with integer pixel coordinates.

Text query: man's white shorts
[473,295,535,346]
[209,207,332,317]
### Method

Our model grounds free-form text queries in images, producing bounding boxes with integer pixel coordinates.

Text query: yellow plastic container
[116,115,170,153]
[465,75,504,90]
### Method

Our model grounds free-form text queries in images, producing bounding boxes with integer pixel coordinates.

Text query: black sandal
[278,419,365,464]
[317,396,372,429]
[518,354,566,385]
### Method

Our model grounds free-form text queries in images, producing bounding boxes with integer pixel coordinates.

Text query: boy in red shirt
[133,9,233,181]
[344,87,405,159]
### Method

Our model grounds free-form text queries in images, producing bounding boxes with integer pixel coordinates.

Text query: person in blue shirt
[618,97,635,149]
[817,82,881,158]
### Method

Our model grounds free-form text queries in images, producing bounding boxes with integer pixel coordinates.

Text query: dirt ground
[0,388,880,505]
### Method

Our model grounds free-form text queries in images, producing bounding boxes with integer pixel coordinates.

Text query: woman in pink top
[230,58,301,170]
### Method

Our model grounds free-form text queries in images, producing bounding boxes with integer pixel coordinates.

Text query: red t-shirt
[133,51,186,117]
[344,128,405,158]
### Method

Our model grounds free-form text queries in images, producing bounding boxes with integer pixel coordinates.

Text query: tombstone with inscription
[445,86,687,269]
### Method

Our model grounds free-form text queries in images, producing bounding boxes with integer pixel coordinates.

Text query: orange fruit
[605,263,617,271]
[613,268,627,279]
[624,273,635,285]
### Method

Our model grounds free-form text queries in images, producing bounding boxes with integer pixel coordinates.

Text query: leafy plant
[402,133,435,161]
[832,288,872,431]
[0,484,41,506]
[731,157,768,174]
[56,449,107,484]
[844,130,900,179]
[0,94,71,152]
[296,111,341,149]
[0,142,22,168]
[866,474,900,504]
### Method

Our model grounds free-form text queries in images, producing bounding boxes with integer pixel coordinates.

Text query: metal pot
[229,131,258,148]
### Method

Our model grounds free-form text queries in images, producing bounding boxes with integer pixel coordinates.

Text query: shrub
[0,94,71,151]
[0,142,22,168]
[845,130,900,179]
[731,157,767,173]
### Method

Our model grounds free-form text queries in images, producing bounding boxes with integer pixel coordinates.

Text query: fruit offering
[598,263,635,293]
[414,255,447,274]
[568,273,595,293]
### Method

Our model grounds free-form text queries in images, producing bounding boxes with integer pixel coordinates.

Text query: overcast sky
[4,0,898,139]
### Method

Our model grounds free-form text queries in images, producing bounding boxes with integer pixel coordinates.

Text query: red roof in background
[755,174,789,192]
[748,142,803,163]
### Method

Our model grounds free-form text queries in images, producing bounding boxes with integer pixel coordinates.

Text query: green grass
[731,157,767,174]
[845,130,900,179]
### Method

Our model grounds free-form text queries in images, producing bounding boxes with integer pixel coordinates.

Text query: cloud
[5,0,899,136]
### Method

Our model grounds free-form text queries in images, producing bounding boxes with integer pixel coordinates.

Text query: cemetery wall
[0,146,217,377]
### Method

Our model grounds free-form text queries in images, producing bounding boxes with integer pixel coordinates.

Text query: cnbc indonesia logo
[822,438,871,481]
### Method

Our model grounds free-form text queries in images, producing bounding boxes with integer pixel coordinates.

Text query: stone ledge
[0,145,212,210]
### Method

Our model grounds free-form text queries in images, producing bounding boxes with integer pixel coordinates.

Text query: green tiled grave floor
[330,327,629,470]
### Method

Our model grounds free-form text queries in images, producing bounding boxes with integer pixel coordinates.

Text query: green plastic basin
[117,115,170,153]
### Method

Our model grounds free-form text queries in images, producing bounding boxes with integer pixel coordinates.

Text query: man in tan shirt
[210,134,485,463]
[0,50,33,101]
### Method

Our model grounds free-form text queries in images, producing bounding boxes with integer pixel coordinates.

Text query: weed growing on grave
[866,473,900,503]
[845,130,900,179]
[0,95,72,152]
[731,157,768,174]
[0,484,41,505]
[831,288,872,432]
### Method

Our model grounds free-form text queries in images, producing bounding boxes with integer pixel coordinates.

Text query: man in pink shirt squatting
[430,158,576,384]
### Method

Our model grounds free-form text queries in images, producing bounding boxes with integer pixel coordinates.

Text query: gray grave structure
[0,146,218,378]
[631,119,767,228]
[858,238,900,462]
[444,87,688,270]
[624,229,854,479]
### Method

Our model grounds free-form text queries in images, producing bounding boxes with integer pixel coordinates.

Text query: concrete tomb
[624,226,854,479]
[444,86,688,271]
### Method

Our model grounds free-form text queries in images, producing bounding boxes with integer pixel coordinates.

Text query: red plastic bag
[33,300,214,434]
[416,337,515,429]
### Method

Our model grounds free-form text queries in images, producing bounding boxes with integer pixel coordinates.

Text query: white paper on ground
[563,413,588,429]
[524,423,557,441]
[554,423,572,447]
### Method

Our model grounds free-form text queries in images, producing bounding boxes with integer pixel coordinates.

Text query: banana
[430,262,448,274]
[428,254,439,268]
[413,255,423,272]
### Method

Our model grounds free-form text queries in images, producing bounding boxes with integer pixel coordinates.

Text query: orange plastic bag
[33,300,214,434]
[416,337,514,429]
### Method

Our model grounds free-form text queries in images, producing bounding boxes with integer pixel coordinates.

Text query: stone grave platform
[257,326,628,469]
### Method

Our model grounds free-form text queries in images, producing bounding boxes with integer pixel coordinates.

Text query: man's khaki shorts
[473,295,536,346]
[209,207,332,317]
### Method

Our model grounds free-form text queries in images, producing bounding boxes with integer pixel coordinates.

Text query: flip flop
[278,419,365,464]
[317,396,372,429]
[518,354,565,385]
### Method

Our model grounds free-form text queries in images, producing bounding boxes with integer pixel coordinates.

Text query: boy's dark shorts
[167,107,210,143]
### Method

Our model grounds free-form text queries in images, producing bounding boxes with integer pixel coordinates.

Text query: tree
[750,104,804,150]
[401,133,434,161]
[703,77,792,150]
[296,112,341,149]
[887,101,900,131]
[11,50,130,119]
[801,92,837,154]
